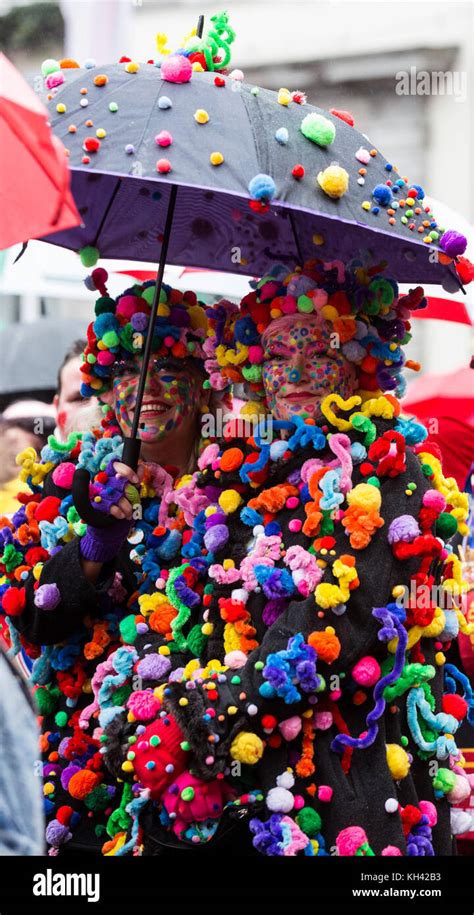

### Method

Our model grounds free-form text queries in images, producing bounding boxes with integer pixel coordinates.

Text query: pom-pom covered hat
[204,255,427,403]
[80,268,209,399]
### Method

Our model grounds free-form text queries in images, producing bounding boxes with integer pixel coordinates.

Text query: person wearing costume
[0,269,224,855]
[100,257,474,857]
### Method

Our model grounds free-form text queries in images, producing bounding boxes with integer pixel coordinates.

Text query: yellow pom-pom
[32,563,43,581]
[435,651,446,666]
[277,88,292,106]
[202,622,214,636]
[192,62,205,72]
[96,128,106,139]
[230,731,264,764]
[157,303,170,317]
[178,697,189,707]
[56,103,66,113]
[347,482,381,511]
[121,761,134,773]
[158,645,170,656]
[320,305,339,322]
[194,109,209,124]
[44,782,55,796]
[386,743,410,780]
[223,559,235,570]
[125,61,139,73]
[227,705,238,715]
[392,585,405,599]
[312,234,325,245]
[361,201,371,211]
[317,165,349,199]
[218,489,242,514]
[210,151,224,166]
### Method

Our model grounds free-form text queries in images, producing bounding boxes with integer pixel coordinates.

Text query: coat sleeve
[11,538,120,646]
[165,448,435,778]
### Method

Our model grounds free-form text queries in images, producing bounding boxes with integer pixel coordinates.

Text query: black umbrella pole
[124,183,179,470]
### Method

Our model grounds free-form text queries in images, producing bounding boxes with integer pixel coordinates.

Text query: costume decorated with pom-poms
[99,395,473,856]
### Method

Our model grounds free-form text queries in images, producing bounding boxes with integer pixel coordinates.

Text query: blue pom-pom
[275,128,289,145]
[372,184,393,206]
[248,173,277,202]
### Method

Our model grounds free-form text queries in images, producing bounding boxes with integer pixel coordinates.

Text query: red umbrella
[403,366,474,487]
[0,53,80,250]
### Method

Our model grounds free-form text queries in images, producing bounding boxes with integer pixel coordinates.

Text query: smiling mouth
[131,401,171,419]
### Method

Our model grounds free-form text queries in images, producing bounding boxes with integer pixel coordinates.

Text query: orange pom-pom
[308,629,341,664]
[68,769,100,800]
[220,447,244,472]
[149,603,177,635]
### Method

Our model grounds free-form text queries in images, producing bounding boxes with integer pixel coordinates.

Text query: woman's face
[107,354,203,443]
[262,315,357,422]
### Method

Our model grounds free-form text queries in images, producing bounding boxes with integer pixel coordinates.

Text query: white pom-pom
[450,809,473,835]
[231,588,249,603]
[266,787,294,813]
[385,797,398,814]
[247,704,258,716]
[224,650,247,669]
[276,771,295,790]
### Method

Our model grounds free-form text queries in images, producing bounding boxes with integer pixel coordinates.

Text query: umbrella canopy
[403,366,474,423]
[0,318,87,401]
[37,62,464,285]
[0,53,80,250]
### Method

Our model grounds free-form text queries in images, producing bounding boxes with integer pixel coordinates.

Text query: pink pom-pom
[116,294,147,319]
[155,130,173,147]
[422,489,446,512]
[351,656,381,687]
[318,785,333,802]
[314,711,333,730]
[278,715,302,741]
[161,55,192,84]
[247,345,264,364]
[224,650,247,669]
[52,462,76,489]
[381,845,402,856]
[97,350,116,366]
[336,825,368,855]
[419,800,438,826]
[91,267,108,294]
[126,690,161,722]
[45,71,64,89]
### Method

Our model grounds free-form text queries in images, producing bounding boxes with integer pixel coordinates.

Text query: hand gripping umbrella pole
[72,185,179,528]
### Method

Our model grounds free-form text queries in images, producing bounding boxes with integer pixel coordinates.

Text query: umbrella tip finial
[197,15,204,38]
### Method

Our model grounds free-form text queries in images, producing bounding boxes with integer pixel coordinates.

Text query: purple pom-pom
[388,515,420,544]
[131,312,149,332]
[34,583,61,611]
[439,230,467,257]
[203,524,229,552]
[46,819,72,847]
[136,653,171,681]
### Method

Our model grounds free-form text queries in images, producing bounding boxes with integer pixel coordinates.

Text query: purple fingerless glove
[79,462,135,563]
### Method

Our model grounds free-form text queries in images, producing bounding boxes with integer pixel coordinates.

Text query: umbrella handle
[72,436,142,529]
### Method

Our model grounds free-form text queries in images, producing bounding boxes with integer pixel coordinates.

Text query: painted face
[110,355,202,443]
[262,315,357,422]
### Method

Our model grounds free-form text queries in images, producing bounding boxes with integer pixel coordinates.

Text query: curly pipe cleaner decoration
[30,645,54,686]
[97,646,137,708]
[406,688,460,759]
[79,648,137,729]
[167,564,194,651]
[327,433,353,494]
[331,605,408,753]
[444,663,474,726]
[240,420,271,483]
[115,791,151,857]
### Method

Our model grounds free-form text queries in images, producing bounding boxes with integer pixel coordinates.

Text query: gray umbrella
[0,318,87,396]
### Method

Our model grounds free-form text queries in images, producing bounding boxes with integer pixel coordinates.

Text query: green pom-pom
[112,684,132,706]
[124,483,140,506]
[432,767,456,794]
[109,102,118,113]
[94,296,116,316]
[102,330,120,348]
[435,512,458,539]
[296,807,322,837]
[118,324,136,353]
[300,113,335,147]
[141,284,167,306]
[366,476,380,488]
[119,614,137,644]
[85,785,112,812]
[186,623,207,657]
[242,364,262,383]
[41,58,60,76]
[36,687,59,716]
[79,245,100,267]
[54,710,68,728]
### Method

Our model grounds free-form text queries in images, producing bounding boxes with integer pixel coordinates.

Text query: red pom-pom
[359,462,374,477]
[56,805,73,826]
[2,587,26,617]
[34,496,62,523]
[442,694,468,721]
[261,715,278,731]
[455,256,474,286]
[25,546,49,566]
[156,158,171,174]
[329,108,355,127]
[91,267,108,295]
[83,137,101,153]
[292,164,305,179]
[119,56,131,63]
[214,76,226,87]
